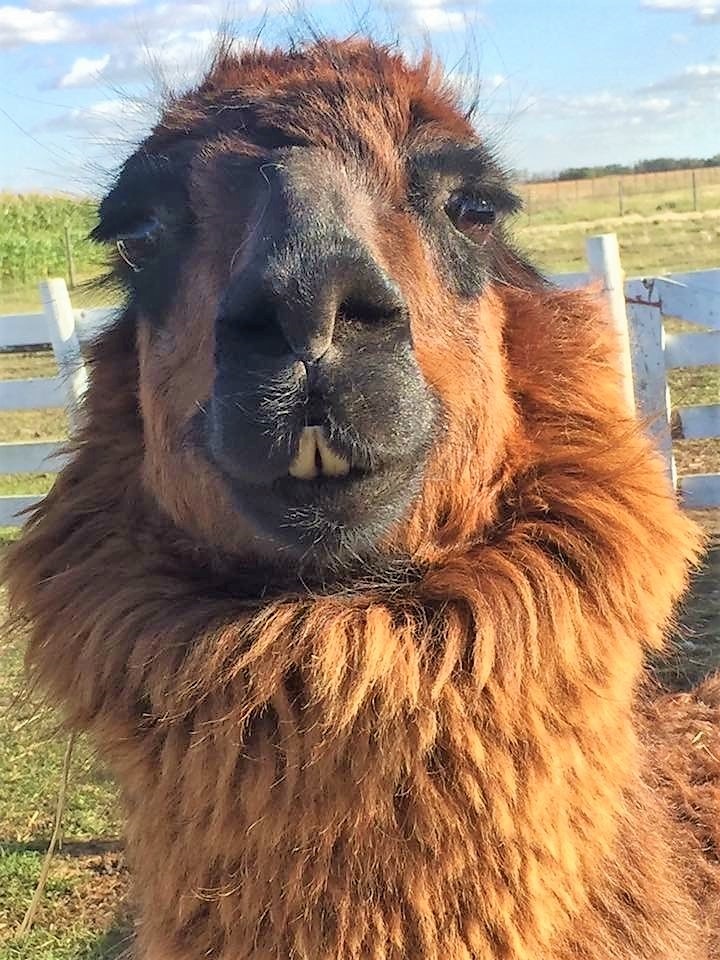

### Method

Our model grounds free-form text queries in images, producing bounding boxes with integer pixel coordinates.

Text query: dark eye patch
[443,186,522,245]
[91,151,196,323]
[407,142,525,296]
[409,144,521,218]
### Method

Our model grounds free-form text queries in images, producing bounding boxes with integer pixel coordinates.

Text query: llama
[5,40,720,960]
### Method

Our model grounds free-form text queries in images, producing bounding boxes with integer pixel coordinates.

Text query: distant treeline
[528,156,720,183]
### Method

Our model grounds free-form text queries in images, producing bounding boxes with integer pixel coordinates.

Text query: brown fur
[4,41,720,959]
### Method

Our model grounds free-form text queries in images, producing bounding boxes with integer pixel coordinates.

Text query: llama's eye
[115,217,163,273]
[444,192,496,241]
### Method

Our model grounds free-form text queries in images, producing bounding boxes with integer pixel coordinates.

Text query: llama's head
[91,40,540,572]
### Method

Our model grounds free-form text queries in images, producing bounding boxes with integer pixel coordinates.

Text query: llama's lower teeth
[289,427,350,479]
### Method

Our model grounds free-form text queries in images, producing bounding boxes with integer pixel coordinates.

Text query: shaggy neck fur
[6,286,715,960]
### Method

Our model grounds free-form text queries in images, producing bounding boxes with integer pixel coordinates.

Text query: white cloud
[0,6,73,46]
[412,7,466,30]
[671,31,690,41]
[484,73,507,94]
[641,0,720,23]
[54,30,248,90]
[446,69,508,105]
[100,0,260,40]
[526,61,720,133]
[646,61,720,92]
[684,62,720,76]
[38,97,156,140]
[502,56,720,174]
[57,53,111,87]
[541,91,675,119]
[389,0,484,33]
[29,0,138,8]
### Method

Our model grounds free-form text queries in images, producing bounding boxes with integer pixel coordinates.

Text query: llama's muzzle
[289,426,351,480]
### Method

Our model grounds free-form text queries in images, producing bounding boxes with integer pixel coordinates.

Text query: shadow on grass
[0,839,123,856]
[654,513,720,690]
[77,923,134,960]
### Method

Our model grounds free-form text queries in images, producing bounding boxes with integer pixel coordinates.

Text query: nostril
[216,296,290,359]
[338,297,404,325]
[335,264,406,326]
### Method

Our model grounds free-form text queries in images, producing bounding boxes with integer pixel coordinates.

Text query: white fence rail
[0,237,718,526]
[553,238,719,508]
[0,281,117,525]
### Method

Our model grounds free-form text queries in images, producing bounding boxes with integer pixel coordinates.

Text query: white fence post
[624,291,677,488]
[39,278,88,433]
[585,234,636,414]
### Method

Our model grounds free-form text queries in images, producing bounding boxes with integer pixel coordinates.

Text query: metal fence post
[63,225,77,290]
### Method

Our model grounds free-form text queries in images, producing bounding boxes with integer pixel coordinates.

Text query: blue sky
[0,0,718,193]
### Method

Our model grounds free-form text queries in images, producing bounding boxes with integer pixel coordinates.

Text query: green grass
[0,850,129,960]
[0,352,66,499]
[514,209,720,276]
[0,341,123,957]
[0,195,106,305]
[0,633,127,959]
[518,182,720,226]
[0,475,55,497]
[669,367,720,408]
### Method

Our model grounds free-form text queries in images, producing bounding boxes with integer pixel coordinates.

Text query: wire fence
[517,166,720,224]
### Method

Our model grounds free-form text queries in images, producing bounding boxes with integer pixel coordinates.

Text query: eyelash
[115,217,163,273]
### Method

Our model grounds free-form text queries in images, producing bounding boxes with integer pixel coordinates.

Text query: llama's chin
[215,461,423,566]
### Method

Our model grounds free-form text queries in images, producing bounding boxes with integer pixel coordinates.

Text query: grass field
[0,195,106,313]
[519,165,720,223]
[0,636,129,959]
[0,170,718,958]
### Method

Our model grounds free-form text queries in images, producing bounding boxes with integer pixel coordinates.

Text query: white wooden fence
[0,235,718,526]
[0,279,117,525]
[555,234,719,509]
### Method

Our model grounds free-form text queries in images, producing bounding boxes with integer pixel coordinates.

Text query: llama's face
[94,44,525,569]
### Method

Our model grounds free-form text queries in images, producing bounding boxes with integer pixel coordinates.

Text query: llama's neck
[106,562,644,959]
[8,473,704,958]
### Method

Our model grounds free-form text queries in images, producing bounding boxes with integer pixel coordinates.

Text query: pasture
[0,171,719,958]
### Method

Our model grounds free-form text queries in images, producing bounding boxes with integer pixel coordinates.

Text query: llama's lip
[289,426,351,480]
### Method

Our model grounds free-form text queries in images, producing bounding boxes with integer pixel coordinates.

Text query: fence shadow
[77,921,134,960]
[653,512,720,690]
